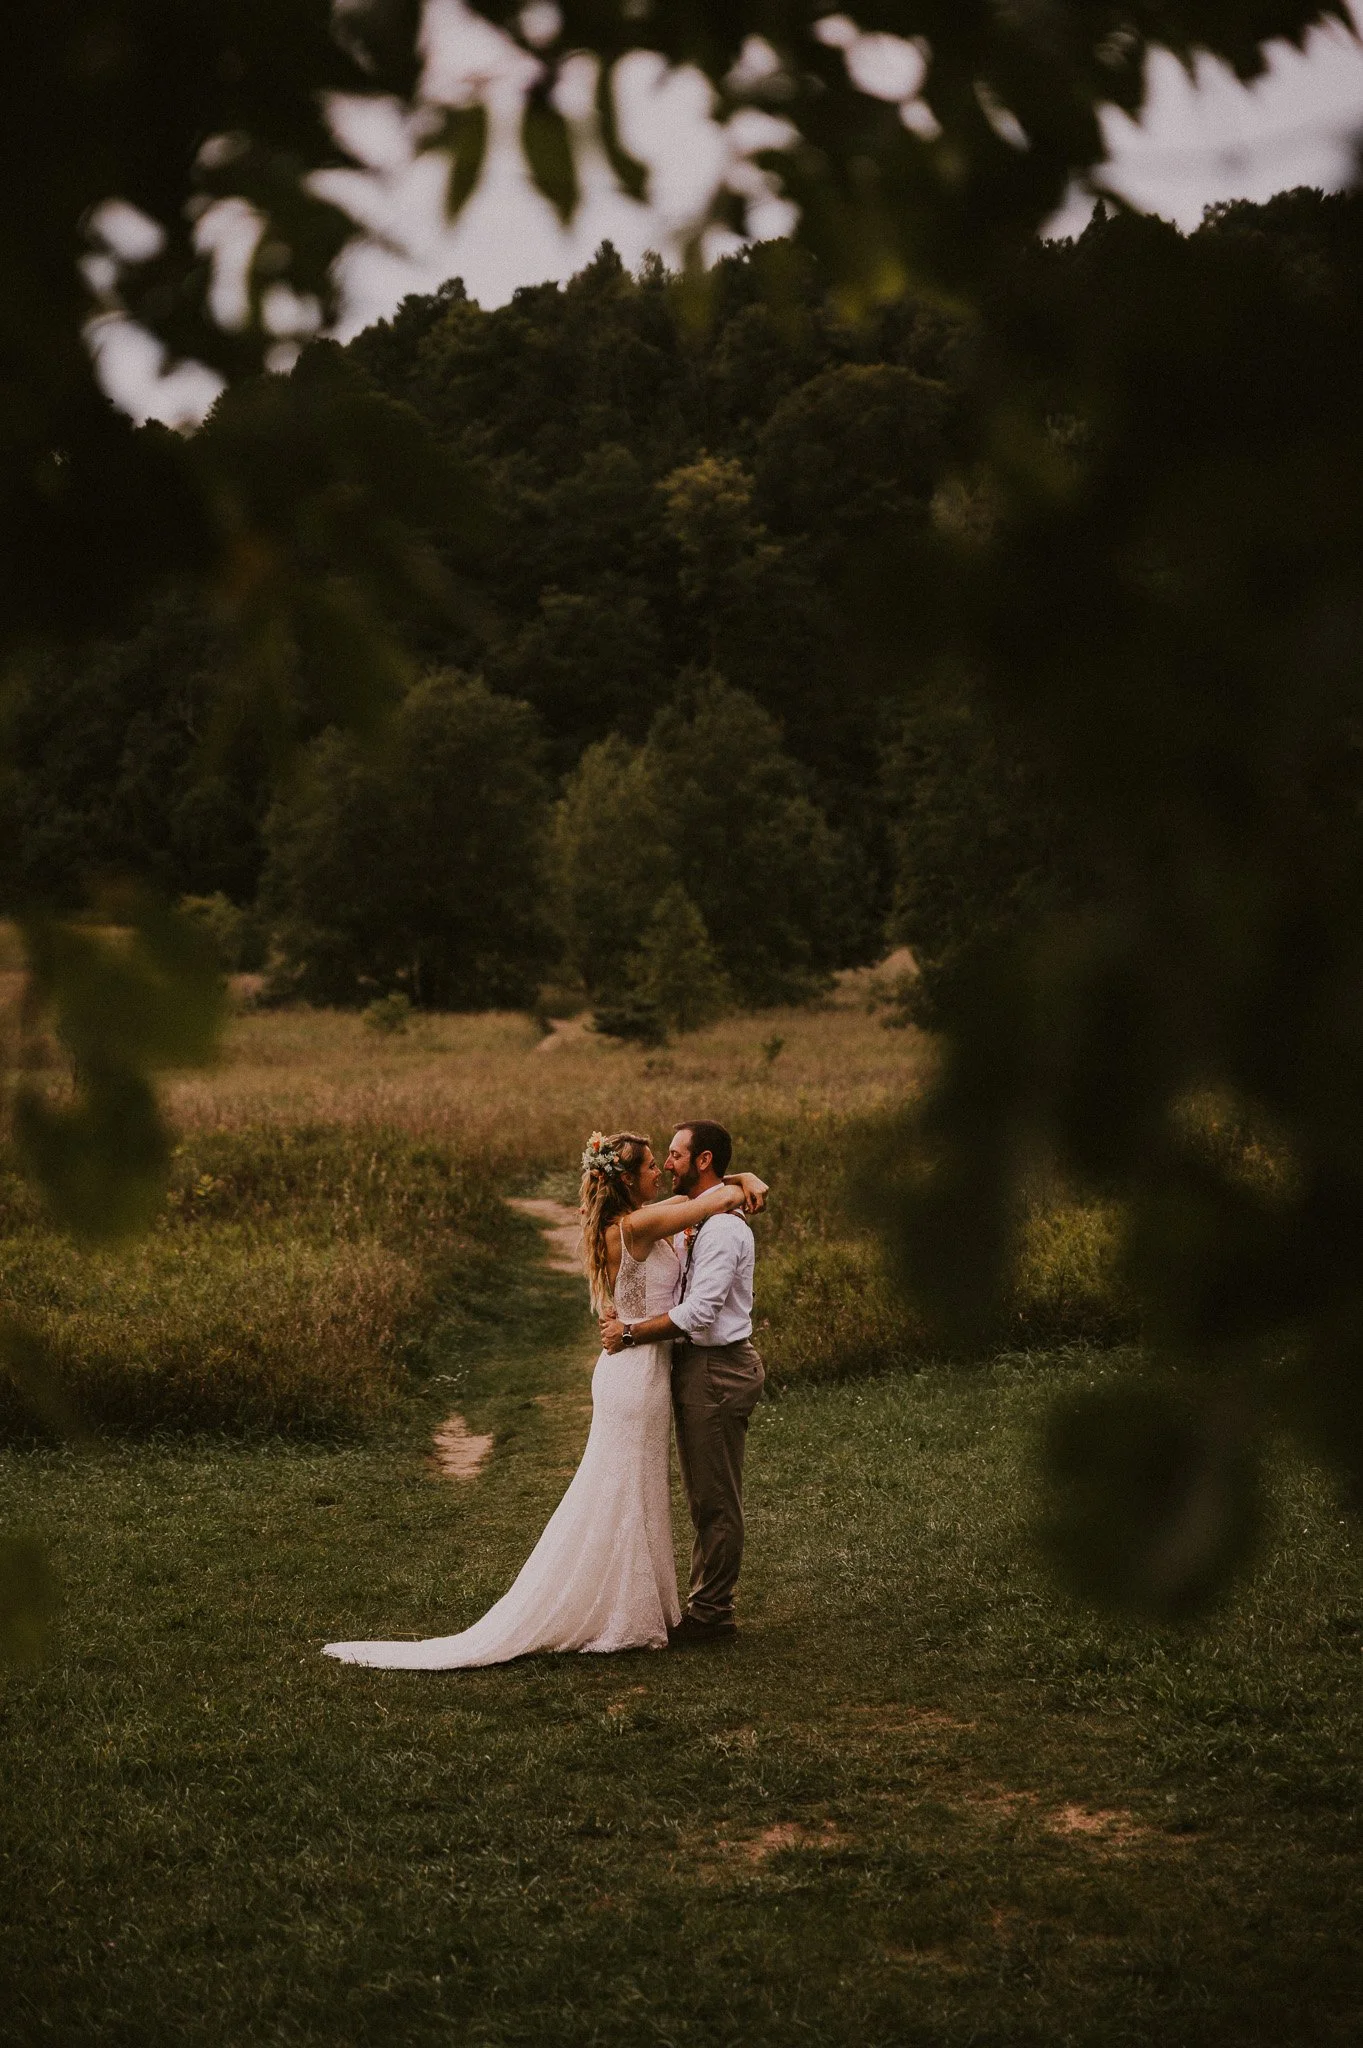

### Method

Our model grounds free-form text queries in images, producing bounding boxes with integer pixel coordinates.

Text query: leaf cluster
[874,190,1363,1616]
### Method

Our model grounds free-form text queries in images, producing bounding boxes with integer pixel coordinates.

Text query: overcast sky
[95,1,1363,426]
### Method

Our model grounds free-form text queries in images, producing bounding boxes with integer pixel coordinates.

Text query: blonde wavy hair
[579,1130,652,1315]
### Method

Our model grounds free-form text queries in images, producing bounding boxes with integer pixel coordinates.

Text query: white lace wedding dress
[323,1235,682,1668]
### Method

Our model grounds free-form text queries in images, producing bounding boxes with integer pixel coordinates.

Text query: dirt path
[432,1197,583,1482]
[431,1414,494,1481]
[507,1196,582,1275]
[535,1016,591,1053]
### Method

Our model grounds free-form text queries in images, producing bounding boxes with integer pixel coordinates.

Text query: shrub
[738,1108,1138,1388]
[758,1236,924,1387]
[178,891,267,972]
[755,1197,1135,1391]
[1008,1197,1137,1349]
[364,991,412,1034]
[588,984,667,1046]
[0,1234,422,1437]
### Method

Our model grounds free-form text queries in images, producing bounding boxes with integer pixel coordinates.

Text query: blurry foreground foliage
[0,0,468,1657]
[2,0,1358,1654]
[873,189,1363,1619]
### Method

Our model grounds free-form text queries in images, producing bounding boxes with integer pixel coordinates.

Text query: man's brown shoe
[668,1613,738,1647]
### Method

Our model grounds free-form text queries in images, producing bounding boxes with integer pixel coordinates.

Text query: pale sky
[93,1,1363,427]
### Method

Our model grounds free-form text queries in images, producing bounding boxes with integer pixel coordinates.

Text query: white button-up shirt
[670,1212,755,1346]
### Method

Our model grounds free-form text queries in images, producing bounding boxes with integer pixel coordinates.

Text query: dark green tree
[755,362,955,559]
[553,683,854,1007]
[552,734,676,999]
[486,581,665,772]
[262,673,552,1009]
[644,678,857,1006]
[0,595,265,911]
[593,882,732,1044]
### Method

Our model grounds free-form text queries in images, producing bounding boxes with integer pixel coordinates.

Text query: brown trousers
[671,1337,765,1624]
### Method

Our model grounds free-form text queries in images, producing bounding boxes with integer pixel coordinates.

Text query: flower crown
[580,1131,625,1180]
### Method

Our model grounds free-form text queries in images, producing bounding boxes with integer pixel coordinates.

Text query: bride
[323,1131,766,1669]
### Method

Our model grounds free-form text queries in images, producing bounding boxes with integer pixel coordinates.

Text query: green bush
[178,892,267,973]
[736,1108,1137,1388]
[758,1236,924,1387]
[363,991,412,1034]
[1008,1197,1137,1349]
[756,1198,1134,1391]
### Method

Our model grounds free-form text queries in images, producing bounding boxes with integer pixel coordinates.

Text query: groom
[600,1119,765,1645]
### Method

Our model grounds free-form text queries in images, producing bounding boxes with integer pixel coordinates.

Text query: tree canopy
[261,672,554,1010]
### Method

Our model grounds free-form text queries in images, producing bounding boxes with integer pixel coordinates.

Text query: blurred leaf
[333,0,425,90]
[594,61,647,204]
[1039,1383,1261,1621]
[15,1066,172,1244]
[195,346,483,759]
[860,947,1028,1347]
[20,900,225,1077]
[0,1535,55,1667]
[13,903,225,1242]
[288,578,414,737]
[0,1317,85,1442]
[522,83,579,224]
[431,104,489,221]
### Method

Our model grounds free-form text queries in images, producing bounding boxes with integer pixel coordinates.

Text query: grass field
[4,987,1362,2041]
[4,1249,1363,2045]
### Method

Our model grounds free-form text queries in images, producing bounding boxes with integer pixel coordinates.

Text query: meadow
[3,984,1362,2043]
[0,974,1126,1437]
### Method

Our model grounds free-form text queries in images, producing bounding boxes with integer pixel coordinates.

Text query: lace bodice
[615,1233,681,1321]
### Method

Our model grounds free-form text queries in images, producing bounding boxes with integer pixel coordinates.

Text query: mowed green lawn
[4,1248,1363,2047]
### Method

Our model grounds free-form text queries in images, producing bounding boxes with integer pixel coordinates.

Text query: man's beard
[671,1167,698,1197]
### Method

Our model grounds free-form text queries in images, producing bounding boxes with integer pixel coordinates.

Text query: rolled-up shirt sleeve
[670,1225,742,1339]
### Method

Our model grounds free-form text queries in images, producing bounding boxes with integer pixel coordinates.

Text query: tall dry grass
[165,990,949,1395]
[0,1127,520,1438]
[0,953,1140,1427]
[167,984,928,1173]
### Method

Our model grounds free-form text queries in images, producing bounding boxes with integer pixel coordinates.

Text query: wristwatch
[620,1323,637,1347]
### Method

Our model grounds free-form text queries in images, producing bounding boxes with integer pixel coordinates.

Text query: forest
[12,186,1354,1036]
